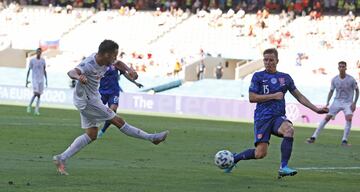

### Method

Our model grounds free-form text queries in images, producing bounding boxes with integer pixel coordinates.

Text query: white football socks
[28,95,36,107]
[35,97,40,113]
[342,121,352,141]
[60,133,92,161]
[312,119,328,138]
[119,123,153,141]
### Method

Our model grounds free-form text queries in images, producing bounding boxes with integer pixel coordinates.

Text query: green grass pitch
[0,104,359,192]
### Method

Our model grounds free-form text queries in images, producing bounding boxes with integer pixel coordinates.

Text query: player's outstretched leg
[224,149,256,173]
[111,116,169,145]
[53,155,69,175]
[119,122,169,145]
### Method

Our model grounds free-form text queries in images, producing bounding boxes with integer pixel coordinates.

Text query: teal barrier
[142,79,182,93]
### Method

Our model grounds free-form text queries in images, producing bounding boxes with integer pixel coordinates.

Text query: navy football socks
[234,149,256,163]
[281,137,293,168]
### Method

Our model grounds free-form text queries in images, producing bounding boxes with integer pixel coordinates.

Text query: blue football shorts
[253,116,292,146]
[101,93,119,107]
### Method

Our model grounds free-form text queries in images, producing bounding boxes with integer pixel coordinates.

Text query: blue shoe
[224,164,236,173]
[278,166,297,178]
[224,153,237,173]
[97,130,104,139]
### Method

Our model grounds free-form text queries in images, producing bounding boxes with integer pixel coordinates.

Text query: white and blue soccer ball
[214,150,234,169]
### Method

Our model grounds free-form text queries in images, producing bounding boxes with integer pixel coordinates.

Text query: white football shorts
[328,101,353,117]
[79,99,116,129]
[32,81,44,94]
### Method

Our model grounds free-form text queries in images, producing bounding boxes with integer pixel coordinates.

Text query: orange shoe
[53,155,69,175]
[152,131,169,145]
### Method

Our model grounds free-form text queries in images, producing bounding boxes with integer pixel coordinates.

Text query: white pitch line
[297,167,360,170]
[2,122,78,127]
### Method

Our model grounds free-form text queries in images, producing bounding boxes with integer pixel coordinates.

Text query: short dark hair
[36,48,42,52]
[98,40,119,54]
[263,48,278,59]
[338,61,347,66]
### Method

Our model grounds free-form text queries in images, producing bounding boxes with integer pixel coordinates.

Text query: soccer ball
[214,150,234,169]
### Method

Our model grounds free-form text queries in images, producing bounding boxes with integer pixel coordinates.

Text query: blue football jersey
[249,70,296,120]
[99,64,123,95]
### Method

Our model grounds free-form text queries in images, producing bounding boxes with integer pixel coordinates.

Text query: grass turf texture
[0,105,359,192]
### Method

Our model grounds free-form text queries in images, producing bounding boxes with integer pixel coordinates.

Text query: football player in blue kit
[97,62,143,138]
[225,48,328,178]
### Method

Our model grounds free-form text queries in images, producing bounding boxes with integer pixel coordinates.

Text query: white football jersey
[29,58,46,83]
[73,53,107,110]
[331,74,358,103]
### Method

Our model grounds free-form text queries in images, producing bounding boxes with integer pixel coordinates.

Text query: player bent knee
[345,115,353,121]
[278,121,294,137]
[324,115,333,121]
[85,127,99,140]
[255,142,268,159]
[109,116,126,128]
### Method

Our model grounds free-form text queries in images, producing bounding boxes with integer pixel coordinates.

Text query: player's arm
[26,60,32,87]
[352,87,359,112]
[123,72,143,88]
[67,68,87,84]
[249,92,284,103]
[25,67,31,87]
[325,89,334,107]
[290,89,328,114]
[248,73,283,103]
[114,60,138,80]
[44,64,48,87]
[326,78,336,106]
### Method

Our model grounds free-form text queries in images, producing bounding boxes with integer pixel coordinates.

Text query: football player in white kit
[307,61,359,146]
[53,40,169,175]
[25,48,48,115]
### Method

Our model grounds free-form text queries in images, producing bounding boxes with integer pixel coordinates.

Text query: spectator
[295,53,308,66]
[0,1,5,10]
[185,0,192,11]
[214,62,223,79]
[197,61,206,80]
[193,0,201,13]
[343,0,356,14]
[173,60,182,77]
